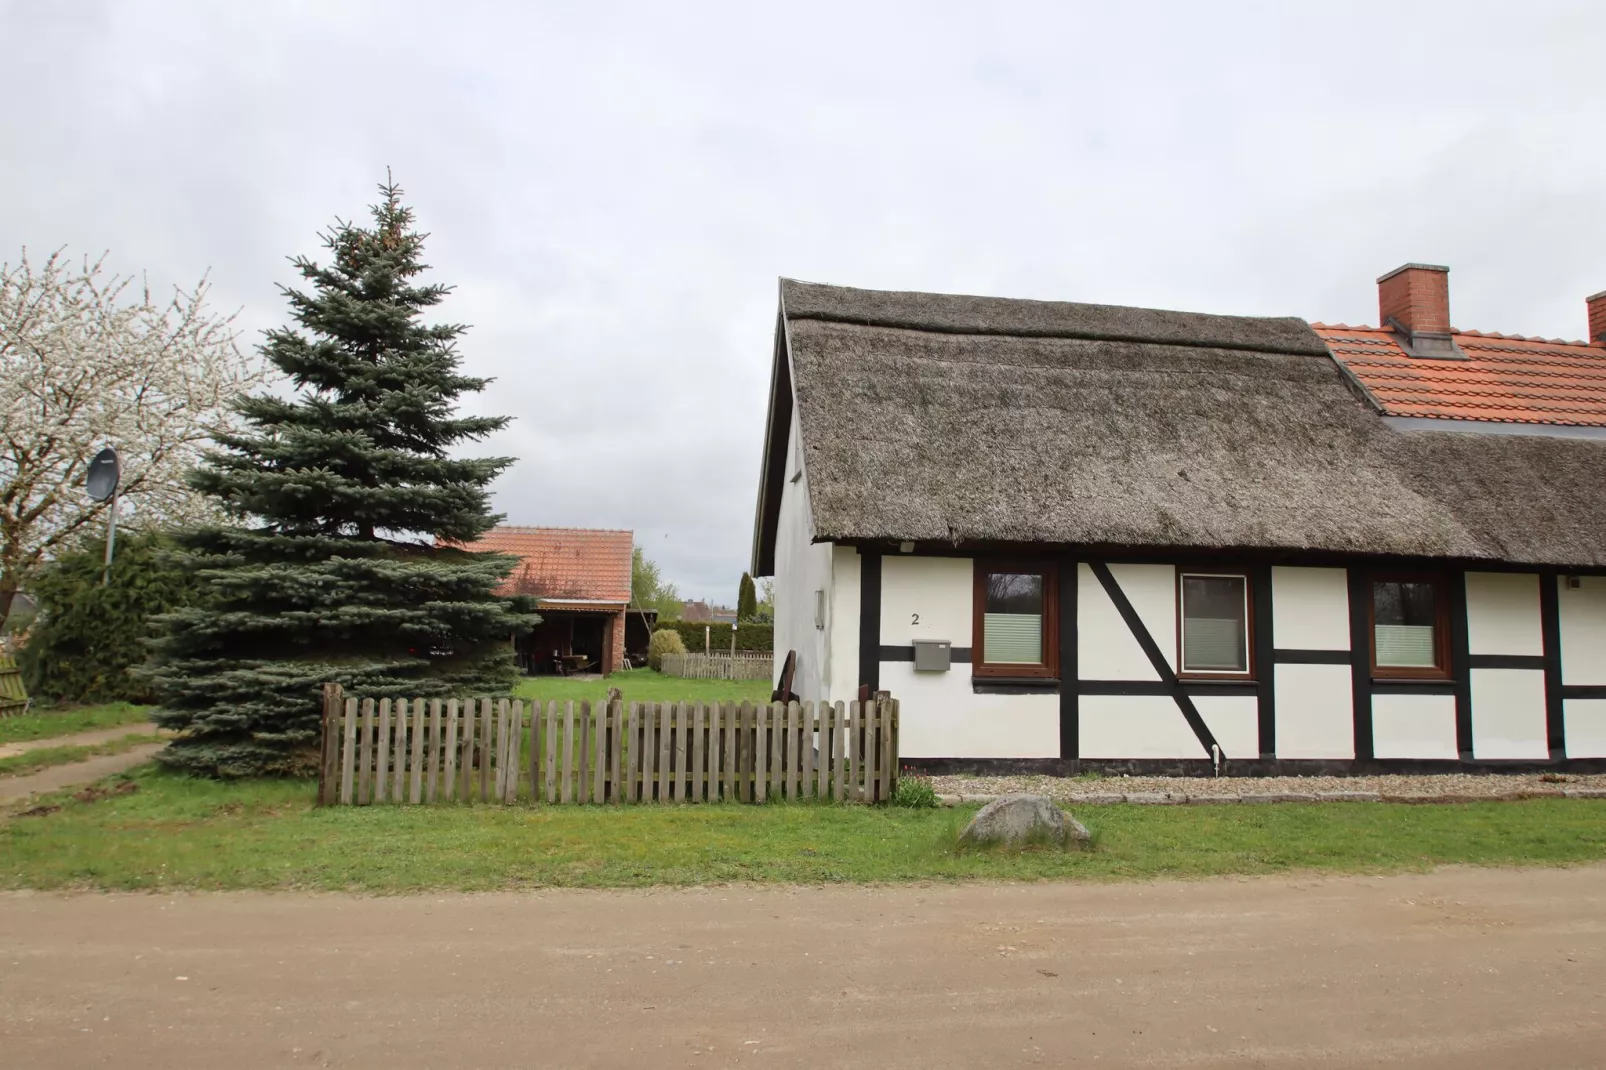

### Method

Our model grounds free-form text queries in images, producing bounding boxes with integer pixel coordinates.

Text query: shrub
[20,529,198,704]
[654,619,772,653]
[892,769,939,809]
[647,628,686,672]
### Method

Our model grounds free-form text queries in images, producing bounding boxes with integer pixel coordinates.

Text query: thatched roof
[752,280,1606,572]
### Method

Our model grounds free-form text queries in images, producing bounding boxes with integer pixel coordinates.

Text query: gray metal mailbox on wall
[912,639,951,672]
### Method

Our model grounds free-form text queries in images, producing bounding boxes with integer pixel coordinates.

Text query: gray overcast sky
[3,1,1604,601]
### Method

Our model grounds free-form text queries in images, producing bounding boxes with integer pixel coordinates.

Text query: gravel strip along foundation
[931,772,1606,805]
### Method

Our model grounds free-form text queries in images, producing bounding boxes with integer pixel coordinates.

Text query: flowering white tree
[0,248,266,630]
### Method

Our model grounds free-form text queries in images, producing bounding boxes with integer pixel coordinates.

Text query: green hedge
[20,529,198,705]
[655,619,773,653]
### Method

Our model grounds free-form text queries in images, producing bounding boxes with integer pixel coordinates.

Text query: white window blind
[1375,624,1435,667]
[1184,617,1244,670]
[983,613,1042,665]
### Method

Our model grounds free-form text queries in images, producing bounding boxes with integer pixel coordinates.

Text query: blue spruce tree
[148,179,535,776]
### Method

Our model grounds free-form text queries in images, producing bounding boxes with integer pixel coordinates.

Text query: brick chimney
[1589,289,1606,344]
[1377,263,1462,358]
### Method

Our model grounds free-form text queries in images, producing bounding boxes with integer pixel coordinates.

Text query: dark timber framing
[1251,564,1275,758]
[1079,680,1259,696]
[1467,654,1547,670]
[1088,562,1220,760]
[1347,569,1374,761]
[879,646,972,662]
[1540,571,1567,760]
[1058,560,1078,760]
[1273,649,1350,664]
[858,551,882,697]
[1447,575,1474,759]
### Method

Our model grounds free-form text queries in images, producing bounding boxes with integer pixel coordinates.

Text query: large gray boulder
[960,794,1090,848]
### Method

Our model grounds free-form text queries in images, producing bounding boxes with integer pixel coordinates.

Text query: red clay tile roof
[1314,323,1606,426]
[457,526,632,602]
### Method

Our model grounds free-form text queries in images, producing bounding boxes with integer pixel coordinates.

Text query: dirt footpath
[0,724,160,759]
[2,866,1603,1069]
[0,742,164,805]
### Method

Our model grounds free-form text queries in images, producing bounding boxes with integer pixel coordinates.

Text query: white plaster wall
[1563,699,1606,758]
[1470,669,1548,759]
[1192,694,1259,760]
[1270,567,1350,650]
[1078,564,1161,680]
[1274,663,1354,758]
[1371,693,1458,759]
[824,546,860,703]
[1110,564,1177,671]
[1079,695,1204,758]
[877,555,1055,758]
[880,556,972,647]
[772,413,834,704]
[1465,573,1542,656]
[885,663,1059,758]
[1558,576,1606,685]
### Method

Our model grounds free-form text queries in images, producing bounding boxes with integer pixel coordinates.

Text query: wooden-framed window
[1177,572,1253,678]
[1369,573,1450,679]
[972,561,1059,679]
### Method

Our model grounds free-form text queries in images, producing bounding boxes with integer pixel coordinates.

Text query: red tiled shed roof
[1314,323,1606,426]
[458,526,632,602]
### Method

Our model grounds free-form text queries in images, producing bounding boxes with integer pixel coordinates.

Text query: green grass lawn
[513,667,771,706]
[0,703,152,746]
[5,763,1605,892]
[0,733,160,778]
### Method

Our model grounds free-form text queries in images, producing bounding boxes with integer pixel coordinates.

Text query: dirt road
[3,866,1603,1069]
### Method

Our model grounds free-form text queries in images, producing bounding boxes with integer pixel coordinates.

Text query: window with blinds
[1180,574,1250,675]
[1371,578,1445,675]
[974,564,1058,678]
[983,573,1043,664]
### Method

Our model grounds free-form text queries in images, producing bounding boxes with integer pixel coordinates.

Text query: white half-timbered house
[751,267,1606,773]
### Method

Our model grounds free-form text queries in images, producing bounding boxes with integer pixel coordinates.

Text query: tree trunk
[0,573,18,637]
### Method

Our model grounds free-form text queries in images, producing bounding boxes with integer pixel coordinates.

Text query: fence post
[426,699,443,804]
[505,698,521,804]
[536,690,549,800]
[657,702,672,803]
[804,701,816,799]
[889,698,900,800]
[479,698,494,804]
[391,699,408,803]
[595,701,608,804]
[340,697,358,804]
[373,699,392,804]
[625,701,640,803]
[608,700,622,804]
[318,683,343,806]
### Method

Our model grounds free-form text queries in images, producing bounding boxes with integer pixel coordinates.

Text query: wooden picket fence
[0,655,28,716]
[316,684,898,806]
[659,652,773,681]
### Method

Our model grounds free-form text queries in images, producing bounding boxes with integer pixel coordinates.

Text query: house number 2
[911,613,920,626]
